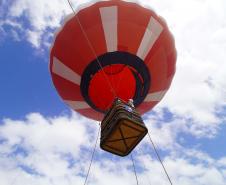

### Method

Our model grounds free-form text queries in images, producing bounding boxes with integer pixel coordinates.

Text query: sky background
[0,0,226,184]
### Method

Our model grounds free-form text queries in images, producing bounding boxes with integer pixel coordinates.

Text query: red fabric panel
[137,102,158,115]
[50,3,107,76]
[117,2,151,54]
[144,23,176,93]
[77,108,104,121]
[52,74,83,100]
[89,65,136,110]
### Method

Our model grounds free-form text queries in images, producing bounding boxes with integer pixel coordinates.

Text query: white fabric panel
[52,57,81,85]
[100,6,118,52]
[137,17,163,60]
[144,90,167,102]
[64,100,90,110]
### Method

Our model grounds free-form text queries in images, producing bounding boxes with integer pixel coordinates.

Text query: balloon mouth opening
[80,51,151,113]
[88,64,137,111]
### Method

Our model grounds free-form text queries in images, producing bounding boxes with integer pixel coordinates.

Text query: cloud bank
[0,112,226,185]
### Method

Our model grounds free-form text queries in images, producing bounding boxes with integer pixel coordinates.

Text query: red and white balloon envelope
[50,0,176,156]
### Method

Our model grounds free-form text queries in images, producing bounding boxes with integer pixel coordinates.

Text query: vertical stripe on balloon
[100,6,118,52]
[144,90,167,102]
[64,100,90,110]
[52,57,81,85]
[137,17,163,60]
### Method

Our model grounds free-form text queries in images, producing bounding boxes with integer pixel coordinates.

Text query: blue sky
[0,37,68,119]
[0,0,226,185]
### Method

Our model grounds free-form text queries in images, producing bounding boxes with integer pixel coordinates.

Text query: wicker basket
[100,99,148,156]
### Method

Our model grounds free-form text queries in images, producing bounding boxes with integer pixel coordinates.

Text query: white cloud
[8,0,67,30]
[0,112,96,157]
[0,112,226,185]
[26,30,42,48]
[142,0,226,137]
[0,112,98,184]
[1,0,70,47]
[3,0,101,48]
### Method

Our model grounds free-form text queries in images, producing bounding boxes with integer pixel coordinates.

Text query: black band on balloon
[80,51,151,113]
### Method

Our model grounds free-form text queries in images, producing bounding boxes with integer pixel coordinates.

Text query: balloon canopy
[50,0,176,121]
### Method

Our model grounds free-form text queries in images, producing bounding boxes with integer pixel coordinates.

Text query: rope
[67,0,117,98]
[130,154,139,185]
[83,125,101,185]
[147,132,173,185]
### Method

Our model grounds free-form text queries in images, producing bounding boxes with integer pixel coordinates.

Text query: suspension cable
[130,154,139,185]
[83,125,101,185]
[147,132,173,185]
[67,0,117,98]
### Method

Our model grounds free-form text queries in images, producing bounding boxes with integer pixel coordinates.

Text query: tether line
[83,124,101,185]
[147,132,173,185]
[67,0,117,98]
[130,154,139,185]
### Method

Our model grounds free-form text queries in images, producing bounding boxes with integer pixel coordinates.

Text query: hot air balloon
[50,0,176,156]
